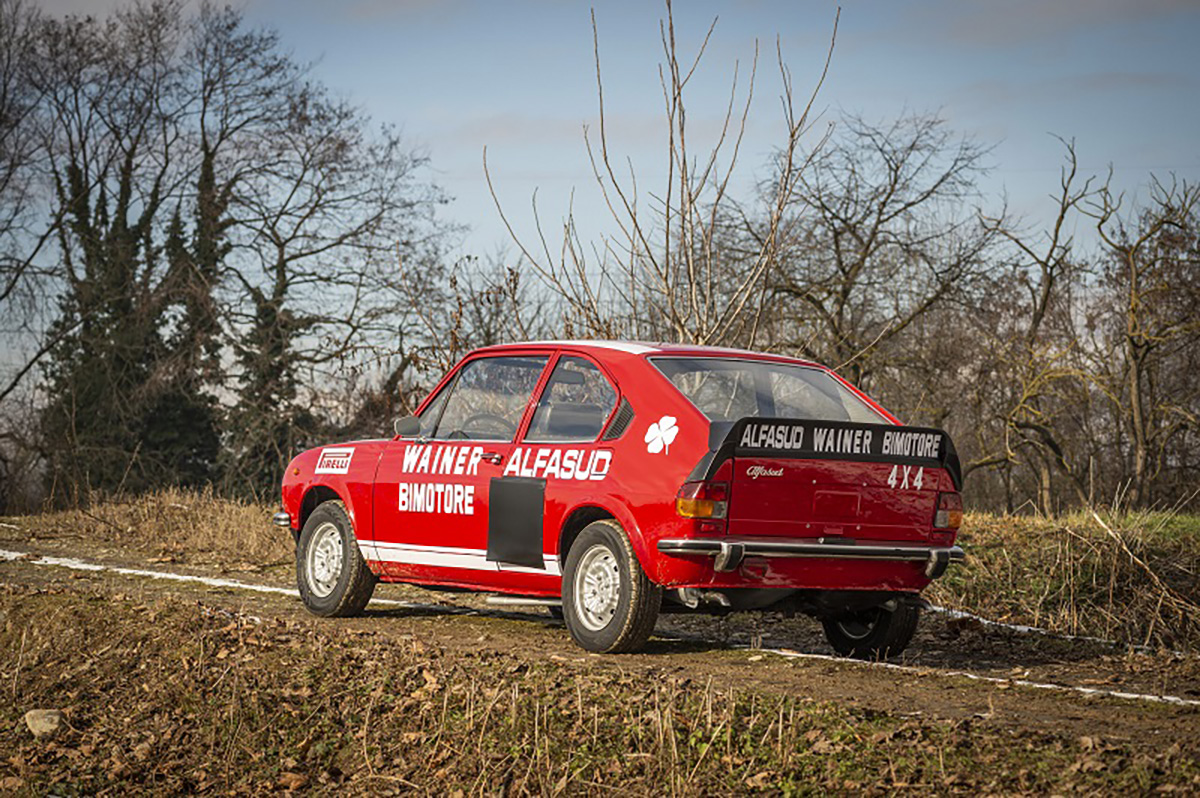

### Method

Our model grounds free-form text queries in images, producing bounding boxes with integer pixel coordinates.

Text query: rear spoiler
[690,418,963,490]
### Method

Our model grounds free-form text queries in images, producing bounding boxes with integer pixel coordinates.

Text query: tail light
[677,480,729,535]
[676,481,728,519]
[934,491,963,530]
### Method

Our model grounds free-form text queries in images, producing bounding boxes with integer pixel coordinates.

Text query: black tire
[562,520,661,653]
[822,601,920,660]
[296,500,377,617]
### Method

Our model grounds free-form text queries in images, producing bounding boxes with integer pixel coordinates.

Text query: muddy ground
[2,522,1200,794]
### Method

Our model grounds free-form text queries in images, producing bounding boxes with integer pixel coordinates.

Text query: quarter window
[526,356,617,442]
[416,383,451,437]
[433,356,549,440]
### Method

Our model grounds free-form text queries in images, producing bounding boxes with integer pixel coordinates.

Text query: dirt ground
[3,516,1200,794]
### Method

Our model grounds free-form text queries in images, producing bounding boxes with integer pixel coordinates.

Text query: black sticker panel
[698,417,962,489]
[486,477,546,569]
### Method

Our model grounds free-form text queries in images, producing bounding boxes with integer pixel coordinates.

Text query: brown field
[2,492,1199,794]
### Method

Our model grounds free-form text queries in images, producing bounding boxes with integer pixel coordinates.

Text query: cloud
[921,0,1200,47]
[35,0,205,18]
[954,71,1198,111]
[341,0,470,22]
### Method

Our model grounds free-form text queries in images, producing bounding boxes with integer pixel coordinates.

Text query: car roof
[467,340,824,367]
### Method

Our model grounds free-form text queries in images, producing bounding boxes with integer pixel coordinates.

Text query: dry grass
[928,509,1200,650]
[2,487,291,568]
[2,585,1195,795]
[7,489,1200,650]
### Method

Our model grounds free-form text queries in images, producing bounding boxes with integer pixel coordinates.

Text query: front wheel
[562,520,661,653]
[822,601,920,660]
[296,500,377,617]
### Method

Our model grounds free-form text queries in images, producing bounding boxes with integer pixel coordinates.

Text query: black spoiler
[689,417,963,490]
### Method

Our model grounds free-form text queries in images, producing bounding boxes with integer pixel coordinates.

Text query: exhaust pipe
[676,587,732,609]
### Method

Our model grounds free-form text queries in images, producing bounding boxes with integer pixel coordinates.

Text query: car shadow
[355,598,1131,671]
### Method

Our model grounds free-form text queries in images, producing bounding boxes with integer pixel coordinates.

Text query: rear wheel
[562,520,661,653]
[822,602,920,660]
[296,500,376,617]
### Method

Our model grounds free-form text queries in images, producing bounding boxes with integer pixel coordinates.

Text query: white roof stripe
[523,340,659,355]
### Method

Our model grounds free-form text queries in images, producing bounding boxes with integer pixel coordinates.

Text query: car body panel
[278,341,962,600]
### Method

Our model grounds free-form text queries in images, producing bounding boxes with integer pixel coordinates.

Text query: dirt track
[3,536,1198,755]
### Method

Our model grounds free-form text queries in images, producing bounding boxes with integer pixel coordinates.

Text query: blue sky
[43,0,1200,257]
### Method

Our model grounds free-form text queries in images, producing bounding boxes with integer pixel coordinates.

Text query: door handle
[481,452,504,465]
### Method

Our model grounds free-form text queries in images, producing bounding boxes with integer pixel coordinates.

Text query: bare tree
[959,140,1100,509]
[0,0,450,502]
[764,113,999,388]
[1088,176,1200,506]
[33,0,202,494]
[487,1,837,345]
[0,0,50,310]
[219,80,445,491]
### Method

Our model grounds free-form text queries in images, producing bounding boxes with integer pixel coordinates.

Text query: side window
[433,356,549,440]
[526,356,618,442]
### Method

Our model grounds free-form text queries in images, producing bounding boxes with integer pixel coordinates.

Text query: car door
[513,353,620,563]
[370,353,550,586]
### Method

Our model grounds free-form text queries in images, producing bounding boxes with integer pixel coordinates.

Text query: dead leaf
[745,770,775,788]
[278,771,308,790]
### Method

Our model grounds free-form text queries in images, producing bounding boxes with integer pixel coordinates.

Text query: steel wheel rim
[574,544,621,632]
[836,609,881,641]
[306,521,344,598]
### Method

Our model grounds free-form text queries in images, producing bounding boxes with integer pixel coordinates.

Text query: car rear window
[651,357,885,424]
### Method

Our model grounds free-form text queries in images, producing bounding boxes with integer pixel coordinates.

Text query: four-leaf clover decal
[645,415,679,455]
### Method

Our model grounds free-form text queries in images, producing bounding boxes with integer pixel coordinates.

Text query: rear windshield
[651,357,886,425]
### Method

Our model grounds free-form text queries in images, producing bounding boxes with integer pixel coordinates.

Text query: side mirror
[394,416,421,437]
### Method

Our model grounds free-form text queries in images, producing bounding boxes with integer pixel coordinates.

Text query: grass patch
[929,509,1200,650]
[6,490,1200,650]
[1,487,291,569]
[2,585,1196,794]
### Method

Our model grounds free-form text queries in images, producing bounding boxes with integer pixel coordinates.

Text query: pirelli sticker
[315,446,355,474]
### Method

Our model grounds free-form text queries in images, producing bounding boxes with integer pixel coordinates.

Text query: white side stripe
[358,540,561,576]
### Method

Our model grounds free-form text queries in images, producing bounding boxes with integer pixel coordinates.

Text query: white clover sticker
[644,415,679,455]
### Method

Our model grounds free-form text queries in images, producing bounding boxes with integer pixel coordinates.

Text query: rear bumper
[656,538,965,579]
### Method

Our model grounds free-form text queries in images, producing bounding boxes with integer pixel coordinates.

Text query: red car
[274,341,964,657]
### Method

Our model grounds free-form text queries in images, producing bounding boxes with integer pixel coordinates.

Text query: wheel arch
[557,502,654,579]
[300,484,343,531]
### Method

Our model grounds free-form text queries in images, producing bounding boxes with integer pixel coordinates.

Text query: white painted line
[927,604,1195,658]
[6,546,1199,708]
[743,644,1200,708]
[0,548,420,608]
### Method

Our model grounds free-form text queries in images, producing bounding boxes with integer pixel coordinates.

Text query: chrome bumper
[272,511,293,529]
[656,538,966,578]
